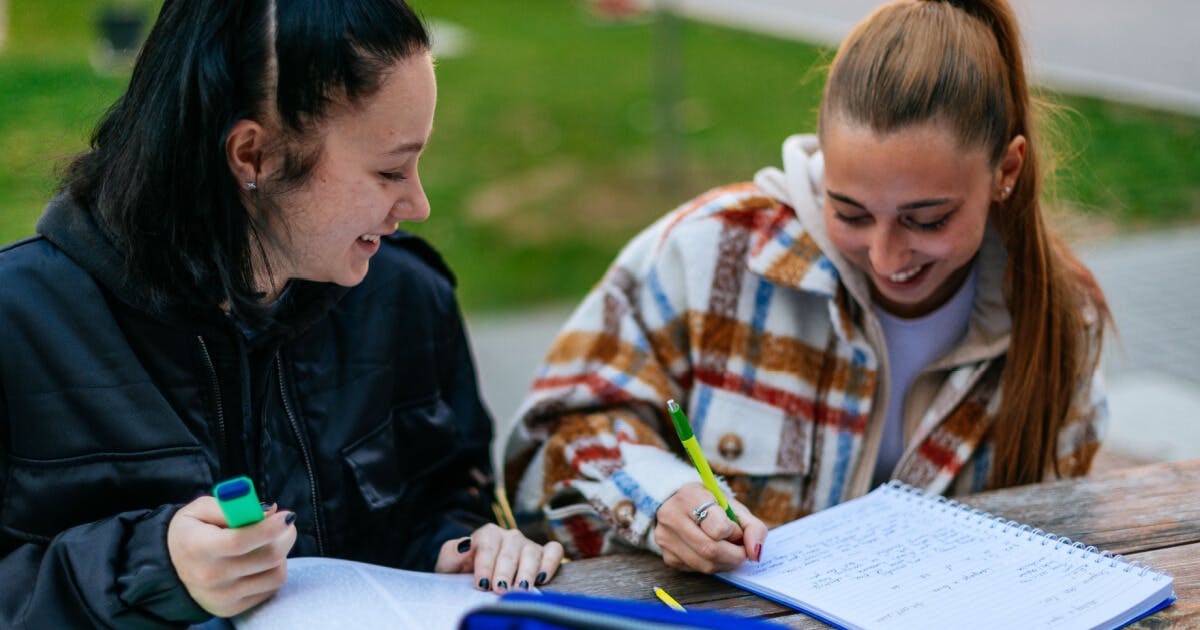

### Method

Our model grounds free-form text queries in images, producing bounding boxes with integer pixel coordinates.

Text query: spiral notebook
[719,482,1175,630]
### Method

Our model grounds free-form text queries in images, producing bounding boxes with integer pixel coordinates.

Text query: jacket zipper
[276,353,326,556]
[196,336,227,462]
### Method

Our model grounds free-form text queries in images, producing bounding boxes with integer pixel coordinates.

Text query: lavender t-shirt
[871,265,978,487]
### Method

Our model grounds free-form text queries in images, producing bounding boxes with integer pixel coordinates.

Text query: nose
[390,177,431,224]
[868,225,912,276]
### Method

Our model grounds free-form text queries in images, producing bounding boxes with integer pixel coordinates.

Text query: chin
[326,266,370,288]
[347,266,371,287]
[879,281,956,317]
[336,275,369,288]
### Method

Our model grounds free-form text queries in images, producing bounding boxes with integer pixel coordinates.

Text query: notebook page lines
[728,485,1170,629]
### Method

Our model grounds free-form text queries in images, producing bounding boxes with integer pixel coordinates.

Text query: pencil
[654,586,686,612]
[667,399,740,525]
[491,502,508,529]
[493,485,517,529]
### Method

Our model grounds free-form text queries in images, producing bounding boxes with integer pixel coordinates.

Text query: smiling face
[821,120,1019,318]
[256,52,436,296]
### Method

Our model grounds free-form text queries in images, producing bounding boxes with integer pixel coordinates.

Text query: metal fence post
[0,0,9,53]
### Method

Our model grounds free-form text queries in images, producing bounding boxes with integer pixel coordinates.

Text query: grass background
[2,0,1198,312]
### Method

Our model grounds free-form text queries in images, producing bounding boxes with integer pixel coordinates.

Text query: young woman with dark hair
[0,1,561,625]
[504,0,1109,575]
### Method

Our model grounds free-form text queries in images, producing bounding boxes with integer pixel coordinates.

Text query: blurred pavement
[1077,228,1200,464]
[663,0,1200,115]
[467,0,1200,468]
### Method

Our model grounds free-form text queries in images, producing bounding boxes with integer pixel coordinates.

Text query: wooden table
[544,460,1200,627]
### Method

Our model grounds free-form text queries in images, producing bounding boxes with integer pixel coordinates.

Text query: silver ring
[692,500,718,526]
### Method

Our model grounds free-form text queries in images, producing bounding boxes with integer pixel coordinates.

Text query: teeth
[360,234,380,243]
[889,265,924,283]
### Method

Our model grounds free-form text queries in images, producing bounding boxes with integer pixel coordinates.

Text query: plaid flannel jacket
[502,136,1106,559]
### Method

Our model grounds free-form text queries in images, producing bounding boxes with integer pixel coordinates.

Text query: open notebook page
[720,484,1173,630]
[234,557,499,630]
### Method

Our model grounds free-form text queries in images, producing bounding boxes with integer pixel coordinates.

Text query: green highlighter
[213,476,265,528]
[667,399,741,525]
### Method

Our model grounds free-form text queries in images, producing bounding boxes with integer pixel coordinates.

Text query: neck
[248,235,289,304]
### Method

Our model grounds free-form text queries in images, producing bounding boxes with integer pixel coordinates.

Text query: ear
[993,134,1026,201]
[226,119,269,189]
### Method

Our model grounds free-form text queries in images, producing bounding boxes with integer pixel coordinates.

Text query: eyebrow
[827,190,956,212]
[383,141,426,156]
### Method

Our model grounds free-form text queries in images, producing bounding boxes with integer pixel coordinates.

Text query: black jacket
[0,195,494,627]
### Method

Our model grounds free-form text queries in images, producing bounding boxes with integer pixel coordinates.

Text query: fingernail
[536,571,547,586]
[519,580,529,590]
[754,543,762,562]
[497,580,508,590]
[261,502,272,512]
[456,538,471,553]
[478,578,489,590]
[284,512,297,526]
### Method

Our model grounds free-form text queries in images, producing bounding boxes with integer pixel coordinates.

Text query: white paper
[233,557,499,630]
[720,484,1174,630]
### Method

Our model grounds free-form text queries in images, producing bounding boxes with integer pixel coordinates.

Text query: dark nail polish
[456,538,471,553]
[260,502,272,512]
[478,578,489,590]
[519,580,529,590]
[754,543,762,562]
[497,581,508,590]
[536,571,547,586]
[284,512,297,526]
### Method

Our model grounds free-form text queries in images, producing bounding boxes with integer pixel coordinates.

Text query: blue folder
[459,590,785,629]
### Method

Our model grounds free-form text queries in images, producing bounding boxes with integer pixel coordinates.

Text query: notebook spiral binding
[883,480,1170,582]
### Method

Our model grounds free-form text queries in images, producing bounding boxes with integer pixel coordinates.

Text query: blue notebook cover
[460,590,785,629]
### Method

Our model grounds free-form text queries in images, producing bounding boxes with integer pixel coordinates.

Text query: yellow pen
[654,586,686,612]
[667,399,740,525]
[493,485,518,529]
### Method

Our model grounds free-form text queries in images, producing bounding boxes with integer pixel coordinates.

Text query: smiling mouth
[888,263,928,284]
[358,234,381,244]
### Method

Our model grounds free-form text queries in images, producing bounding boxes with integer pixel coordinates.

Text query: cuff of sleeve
[571,443,702,550]
[417,509,489,572]
[114,504,210,624]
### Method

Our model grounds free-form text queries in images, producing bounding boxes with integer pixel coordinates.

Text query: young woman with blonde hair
[504,0,1109,574]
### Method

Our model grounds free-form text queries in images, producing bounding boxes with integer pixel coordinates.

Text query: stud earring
[1000,184,1012,199]
[245,181,257,190]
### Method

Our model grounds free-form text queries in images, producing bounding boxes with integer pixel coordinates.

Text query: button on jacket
[0,195,494,627]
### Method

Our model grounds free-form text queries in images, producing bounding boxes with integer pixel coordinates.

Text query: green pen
[667,399,740,525]
[213,476,265,528]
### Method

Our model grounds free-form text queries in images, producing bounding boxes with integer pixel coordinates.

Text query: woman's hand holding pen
[167,497,297,618]
[654,482,768,574]
[435,524,564,593]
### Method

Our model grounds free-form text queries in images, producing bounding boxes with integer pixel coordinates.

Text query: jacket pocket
[341,397,461,511]
[692,385,813,477]
[2,446,211,542]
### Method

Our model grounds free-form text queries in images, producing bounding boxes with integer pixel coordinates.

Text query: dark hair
[64,0,429,320]
[819,0,1109,487]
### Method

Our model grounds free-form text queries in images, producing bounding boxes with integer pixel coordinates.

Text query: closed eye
[902,212,953,231]
[379,171,407,182]
[834,211,871,225]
